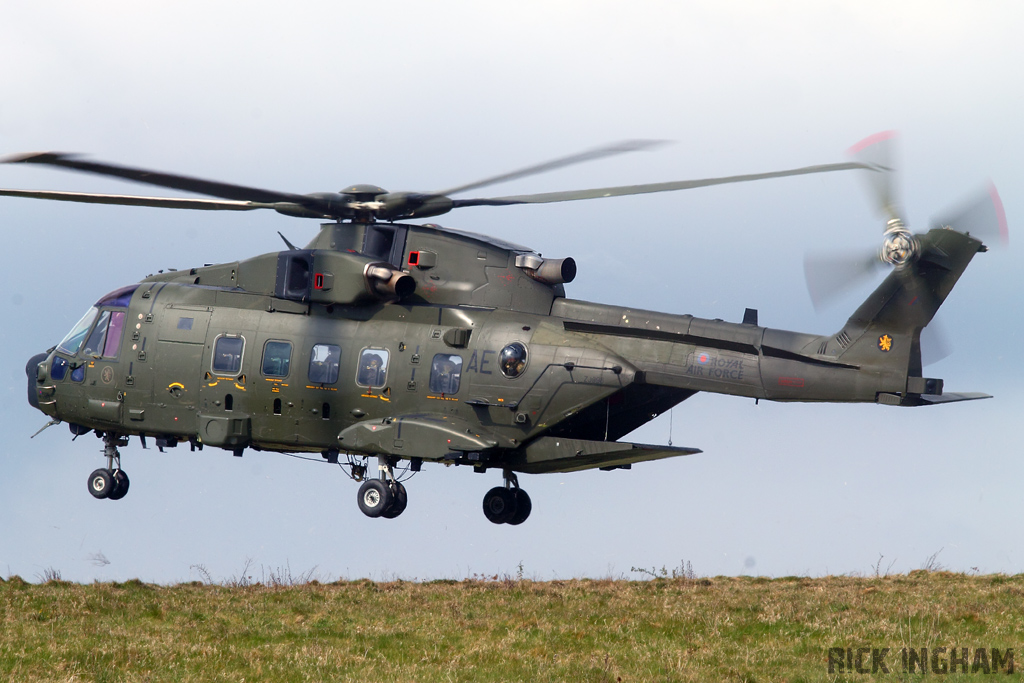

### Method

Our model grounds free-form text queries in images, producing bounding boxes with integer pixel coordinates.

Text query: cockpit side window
[80,310,128,359]
[103,311,126,358]
[82,311,111,358]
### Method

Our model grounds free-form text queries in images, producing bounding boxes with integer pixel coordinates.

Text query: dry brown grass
[1,572,1021,681]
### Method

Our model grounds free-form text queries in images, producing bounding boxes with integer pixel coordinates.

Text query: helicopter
[7,134,1004,524]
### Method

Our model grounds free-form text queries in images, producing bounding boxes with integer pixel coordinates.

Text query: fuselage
[28,222,982,473]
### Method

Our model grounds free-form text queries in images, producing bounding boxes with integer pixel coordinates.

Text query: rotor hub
[880,218,918,267]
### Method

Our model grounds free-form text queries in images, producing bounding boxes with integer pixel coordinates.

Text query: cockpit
[49,285,137,381]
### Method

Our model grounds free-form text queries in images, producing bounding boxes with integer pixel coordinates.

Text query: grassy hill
[1,571,1021,682]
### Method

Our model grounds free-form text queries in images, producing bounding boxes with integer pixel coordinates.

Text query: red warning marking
[991,183,1009,246]
[778,377,805,388]
[847,130,896,155]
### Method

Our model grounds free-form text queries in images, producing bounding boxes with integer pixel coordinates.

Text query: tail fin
[835,228,987,403]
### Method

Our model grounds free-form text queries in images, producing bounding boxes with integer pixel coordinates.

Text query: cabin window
[357,348,389,388]
[213,336,244,375]
[429,353,462,394]
[499,342,528,378]
[308,344,341,384]
[262,341,292,377]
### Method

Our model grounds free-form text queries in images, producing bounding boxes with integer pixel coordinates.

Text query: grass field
[1,571,1021,682]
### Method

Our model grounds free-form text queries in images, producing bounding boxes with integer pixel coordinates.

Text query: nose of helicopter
[26,352,48,410]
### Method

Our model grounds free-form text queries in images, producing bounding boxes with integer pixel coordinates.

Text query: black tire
[88,469,114,499]
[108,470,130,501]
[507,488,532,525]
[382,482,408,518]
[357,479,393,518]
[482,486,518,524]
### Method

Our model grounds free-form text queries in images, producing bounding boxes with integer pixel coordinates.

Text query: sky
[1,0,1022,584]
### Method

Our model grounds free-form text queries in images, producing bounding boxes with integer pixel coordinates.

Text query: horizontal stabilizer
[913,389,991,405]
[510,436,701,474]
[905,389,991,405]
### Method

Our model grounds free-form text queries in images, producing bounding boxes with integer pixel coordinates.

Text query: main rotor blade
[847,131,901,223]
[451,162,870,207]
[435,139,670,197]
[2,152,311,205]
[931,183,1008,247]
[803,248,885,311]
[0,188,270,211]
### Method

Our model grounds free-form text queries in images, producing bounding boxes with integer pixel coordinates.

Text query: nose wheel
[483,470,532,525]
[88,433,130,501]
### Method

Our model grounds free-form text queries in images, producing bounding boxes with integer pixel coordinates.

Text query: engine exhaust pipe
[364,263,415,300]
[516,254,577,285]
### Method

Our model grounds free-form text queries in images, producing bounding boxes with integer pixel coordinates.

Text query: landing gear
[382,482,408,518]
[108,470,130,500]
[508,488,532,526]
[356,457,408,519]
[483,470,532,525]
[88,468,115,499]
[87,433,131,501]
[357,479,392,517]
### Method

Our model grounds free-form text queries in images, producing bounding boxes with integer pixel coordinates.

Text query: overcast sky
[1,1,1022,583]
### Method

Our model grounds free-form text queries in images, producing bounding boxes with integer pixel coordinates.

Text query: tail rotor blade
[931,182,1009,247]
[848,131,902,223]
[803,249,884,310]
[920,318,953,367]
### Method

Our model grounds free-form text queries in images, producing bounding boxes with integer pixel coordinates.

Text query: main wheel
[108,470,130,501]
[507,488,532,525]
[87,469,114,499]
[357,479,393,518]
[382,482,408,518]
[482,486,518,524]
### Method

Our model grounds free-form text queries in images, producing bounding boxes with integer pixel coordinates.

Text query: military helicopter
[7,135,1004,524]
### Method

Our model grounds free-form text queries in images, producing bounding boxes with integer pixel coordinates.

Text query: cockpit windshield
[57,307,100,355]
[56,286,138,357]
[56,306,129,358]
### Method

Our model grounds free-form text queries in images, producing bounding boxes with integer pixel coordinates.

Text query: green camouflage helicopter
[7,134,1005,524]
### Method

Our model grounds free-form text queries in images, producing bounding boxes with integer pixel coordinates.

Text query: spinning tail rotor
[804,131,1007,311]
